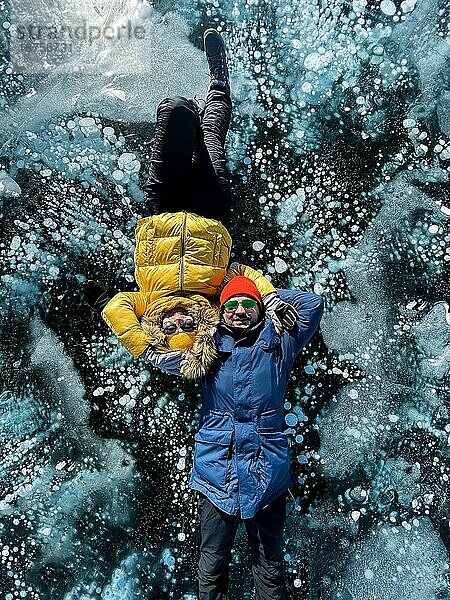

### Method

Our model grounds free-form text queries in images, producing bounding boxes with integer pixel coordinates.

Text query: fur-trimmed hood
[141,294,220,380]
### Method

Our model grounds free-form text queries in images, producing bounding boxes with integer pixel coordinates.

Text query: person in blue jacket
[147,274,324,599]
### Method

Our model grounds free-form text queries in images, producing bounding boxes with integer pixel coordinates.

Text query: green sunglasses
[223,298,258,310]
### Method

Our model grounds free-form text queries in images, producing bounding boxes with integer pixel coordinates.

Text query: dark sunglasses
[223,298,258,311]
[161,320,196,335]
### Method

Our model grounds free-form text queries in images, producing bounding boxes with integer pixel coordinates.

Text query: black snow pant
[145,86,232,225]
[197,493,287,600]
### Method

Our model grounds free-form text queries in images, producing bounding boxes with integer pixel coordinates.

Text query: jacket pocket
[258,409,278,433]
[194,428,233,490]
[257,431,290,492]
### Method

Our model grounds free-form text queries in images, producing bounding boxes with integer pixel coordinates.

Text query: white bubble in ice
[304,50,333,71]
[253,241,265,251]
[112,169,124,181]
[364,568,374,580]
[314,283,324,294]
[403,118,416,128]
[401,0,416,12]
[380,0,396,14]
[348,389,359,399]
[428,224,438,234]
[10,235,21,250]
[274,257,288,273]
[79,117,96,127]
[118,152,135,166]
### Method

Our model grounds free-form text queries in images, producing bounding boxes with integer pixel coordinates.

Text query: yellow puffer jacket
[102,212,276,358]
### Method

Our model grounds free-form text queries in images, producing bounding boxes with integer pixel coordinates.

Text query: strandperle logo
[7,17,147,73]
[13,19,146,44]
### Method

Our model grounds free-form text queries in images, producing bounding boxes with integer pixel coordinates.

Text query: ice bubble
[10,236,21,250]
[285,413,299,426]
[428,224,438,234]
[403,118,416,129]
[118,152,135,166]
[112,169,124,181]
[314,283,324,294]
[351,510,361,521]
[79,117,96,127]
[348,389,359,399]
[274,257,288,273]
[380,0,396,15]
[400,0,416,12]
[304,50,333,71]
[253,241,265,251]
[388,414,399,422]
[364,568,374,580]
[162,549,175,567]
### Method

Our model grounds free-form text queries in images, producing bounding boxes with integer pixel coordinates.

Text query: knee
[157,96,197,118]
[199,549,230,576]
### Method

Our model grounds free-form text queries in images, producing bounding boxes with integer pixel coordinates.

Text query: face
[221,295,261,329]
[161,307,196,335]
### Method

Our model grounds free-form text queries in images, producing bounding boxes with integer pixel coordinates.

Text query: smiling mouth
[232,316,250,325]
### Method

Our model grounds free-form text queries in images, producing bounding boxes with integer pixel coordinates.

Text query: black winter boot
[203,28,230,94]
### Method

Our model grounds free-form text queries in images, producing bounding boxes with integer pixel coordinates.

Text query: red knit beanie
[220,276,262,306]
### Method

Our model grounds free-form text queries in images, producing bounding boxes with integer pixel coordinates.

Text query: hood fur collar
[141,299,220,380]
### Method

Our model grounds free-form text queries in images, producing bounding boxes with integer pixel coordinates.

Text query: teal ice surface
[1,0,450,598]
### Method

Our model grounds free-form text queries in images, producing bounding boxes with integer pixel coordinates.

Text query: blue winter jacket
[147,289,324,519]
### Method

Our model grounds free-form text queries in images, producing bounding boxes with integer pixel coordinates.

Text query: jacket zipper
[179,211,187,290]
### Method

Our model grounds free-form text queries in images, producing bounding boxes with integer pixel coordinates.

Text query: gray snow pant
[197,493,287,599]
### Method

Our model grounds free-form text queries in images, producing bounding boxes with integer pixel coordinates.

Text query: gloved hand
[146,348,185,376]
[82,280,113,312]
[263,292,299,335]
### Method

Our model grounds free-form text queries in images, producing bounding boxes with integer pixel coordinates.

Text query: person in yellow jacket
[100,211,279,379]
[86,29,297,379]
